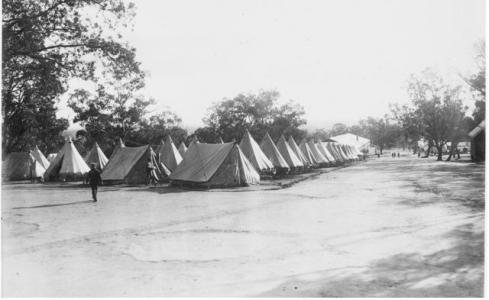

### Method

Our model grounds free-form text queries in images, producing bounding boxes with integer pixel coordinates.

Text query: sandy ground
[2,155,484,297]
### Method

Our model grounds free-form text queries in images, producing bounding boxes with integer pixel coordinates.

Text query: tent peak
[117,138,125,147]
[165,135,174,144]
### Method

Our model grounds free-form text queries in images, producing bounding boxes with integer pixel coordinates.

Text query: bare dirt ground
[2,155,484,297]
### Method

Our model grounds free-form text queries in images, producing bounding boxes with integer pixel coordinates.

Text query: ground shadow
[378,160,485,211]
[259,223,484,297]
[12,200,94,210]
[124,185,194,195]
[2,182,87,190]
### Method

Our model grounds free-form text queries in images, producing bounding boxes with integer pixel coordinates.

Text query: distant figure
[456,148,461,159]
[30,156,37,183]
[86,163,102,202]
[397,152,400,158]
[146,158,158,186]
[418,151,421,158]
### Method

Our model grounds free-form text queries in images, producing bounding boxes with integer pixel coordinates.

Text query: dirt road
[2,155,484,296]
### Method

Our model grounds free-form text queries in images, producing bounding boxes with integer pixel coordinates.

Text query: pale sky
[59,0,485,130]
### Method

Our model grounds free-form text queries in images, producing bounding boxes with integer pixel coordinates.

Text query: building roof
[330,133,370,149]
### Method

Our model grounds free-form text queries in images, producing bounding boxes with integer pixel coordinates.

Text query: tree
[445,116,473,161]
[402,69,468,161]
[309,128,330,142]
[349,120,369,138]
[463,40,485,124]
[269,100,307,142]
[68,85,151,153]
[203,90,307,143]
[192,126,221,143]
[126,108,188,148]
[2,0,143,153]
[391,103,423,152]
[330,123,348,136]
[361,116,399,154]
[69,85,187,155]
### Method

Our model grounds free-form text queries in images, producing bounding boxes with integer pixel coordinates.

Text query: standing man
[146,158,158,186]
[86,163,102,202]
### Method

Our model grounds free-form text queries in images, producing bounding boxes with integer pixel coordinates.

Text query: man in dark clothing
[86,163,102,202]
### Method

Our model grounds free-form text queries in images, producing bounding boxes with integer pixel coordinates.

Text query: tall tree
[348,120,369,138]
[203,90,307,143]
[330,123,348,137]
[391,103,423,152]
[362,116,399,154]
[2,0,143,153]
[192,126,221,143]
[68,86,151,153]
[464,40,485,124]
[309,128,330,142]
[130,110,188,147]
[269,100,307,142]
[403,69,468,161]
[69,86,188,155]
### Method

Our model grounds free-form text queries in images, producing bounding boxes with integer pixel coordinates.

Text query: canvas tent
[330,133,371,155]
[324,142,344,163]
[299,140,320,167]
[337,144,352,161]
[344,144,359,160]
[239,130,274,174]
[330,142,348,161]
[307,140,330,166]
[155,140,165,157]
[345,143,363,159]
[169,142,260,188]
[30,145,50,169]
[110,138,126,160]
[178,142,188,156]
[288,137,311,167]
[317,142,336,165]
[182,137,200,161]
[159,135,183,172]
[260,132,290,173]
[190,135,200,145]
[277,135,303,170]
[44,138,90,181]
[84,142,109,170]
[330,142,348,162]
[102,145,167,184]
[2,152,46,181]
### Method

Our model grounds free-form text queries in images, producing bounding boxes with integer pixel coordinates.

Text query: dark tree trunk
[446,150,453,161]
[436,146,443,161]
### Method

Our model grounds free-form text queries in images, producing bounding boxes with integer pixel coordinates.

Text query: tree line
[2,0,485,162]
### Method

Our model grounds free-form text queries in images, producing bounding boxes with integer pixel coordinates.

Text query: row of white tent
[2,131,364,188]
[2,139,109,181]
